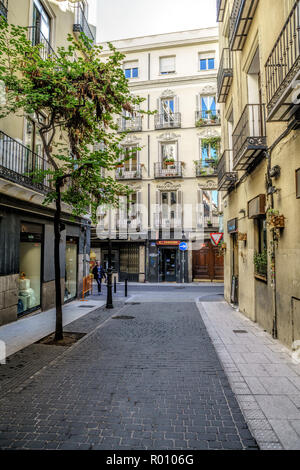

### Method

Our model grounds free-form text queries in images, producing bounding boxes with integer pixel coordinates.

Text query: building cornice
[128,73,218,90]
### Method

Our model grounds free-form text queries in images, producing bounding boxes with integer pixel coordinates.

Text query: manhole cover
[233,330,248,334]
[112,315,135,320]
[79,305,96,308]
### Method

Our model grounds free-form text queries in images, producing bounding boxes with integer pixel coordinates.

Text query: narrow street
[0,284,258,450]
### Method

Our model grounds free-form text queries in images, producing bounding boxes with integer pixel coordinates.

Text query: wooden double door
[192,240,224,281]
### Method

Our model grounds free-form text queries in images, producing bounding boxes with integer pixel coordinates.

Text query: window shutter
[197,189,203,227]
[160,56,175,73]
[175,96,179,113]
[196,94,200,112]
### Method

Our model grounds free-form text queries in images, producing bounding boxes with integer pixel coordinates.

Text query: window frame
[159,55,176,75]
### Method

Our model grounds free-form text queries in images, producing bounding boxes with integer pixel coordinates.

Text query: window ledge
[254,273,267,283]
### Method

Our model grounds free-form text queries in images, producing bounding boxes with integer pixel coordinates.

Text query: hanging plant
[253,249,268,277]
[201,136,221,152]
[267,208,285,228]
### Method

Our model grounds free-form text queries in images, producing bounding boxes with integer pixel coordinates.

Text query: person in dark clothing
[92,261,106,294]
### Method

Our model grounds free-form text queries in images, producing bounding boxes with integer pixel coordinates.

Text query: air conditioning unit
[248,194,266,219]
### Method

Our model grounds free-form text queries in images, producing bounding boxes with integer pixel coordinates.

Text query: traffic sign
[210,233,223,246]
[179,242,188,251]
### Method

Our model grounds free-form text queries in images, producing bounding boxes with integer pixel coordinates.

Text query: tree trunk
[54,180,63,341]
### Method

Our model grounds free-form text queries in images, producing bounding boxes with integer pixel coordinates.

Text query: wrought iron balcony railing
[195,160,218,177]
[0,0,8,19]
[28,26,56,60]
[217,48,233,103]
[197,215,220,230]
[73,3,95,45]
[217,0,227,22]
[217,150,238,191]
[154,113,181,129]
[265,0,300,121]
[115,164,142,180]
[195,109,221,127]
[229,0,259,51]
[154,161,183,178]
[232,104,267,171]
[117,116,142,132]
[0,130,53,192]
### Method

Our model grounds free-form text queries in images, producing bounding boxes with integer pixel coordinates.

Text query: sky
[89,0,217,43]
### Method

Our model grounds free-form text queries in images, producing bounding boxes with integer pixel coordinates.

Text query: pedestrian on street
[92,261,106,294]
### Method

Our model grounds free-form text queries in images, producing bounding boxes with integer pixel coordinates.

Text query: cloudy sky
[89,0,217,43]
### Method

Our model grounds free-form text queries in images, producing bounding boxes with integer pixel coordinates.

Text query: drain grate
[112,315,135,320]
[233,330,248,334]
[79,305,96,308]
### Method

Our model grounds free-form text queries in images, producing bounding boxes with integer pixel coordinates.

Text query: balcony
[0,0,8,19]
[154,161,183,178]
[265,1,300,121]
[197,215,220,230]
[232,104,267,171]
[195,160,218,177]
[229,0,259,51]
[28,26,56,60]
[117,116,142,132]
[217,0,227,22]
[115,164,142,180]
[195,109,221,127]
[217,150,238,191]
[73,3,95,45]
[217,48,233,103]
[154,113,181,130]
[0,130,53,193]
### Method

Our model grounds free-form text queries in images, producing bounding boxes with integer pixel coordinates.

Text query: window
[124,61,139,79]
[200,95,216,118]
[200,139,219,166]
[199,53,215,71]
[296,168,300,198]
[160,56,176,74]
[161,191,177,219]
[161,142,177,165]
[255,218,268,278]
[33,0,51,43]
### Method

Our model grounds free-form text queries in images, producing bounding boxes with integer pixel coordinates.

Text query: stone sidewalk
[198,301,300,450]
[0,301,258,450]
[0,298,105,359]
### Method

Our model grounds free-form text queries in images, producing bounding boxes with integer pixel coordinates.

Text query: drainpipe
[265,126,292,339]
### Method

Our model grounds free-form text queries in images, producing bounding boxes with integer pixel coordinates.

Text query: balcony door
[247,48,264,136]
[161,142,177,168]
[33,0,51,44]
[198,95,216,119]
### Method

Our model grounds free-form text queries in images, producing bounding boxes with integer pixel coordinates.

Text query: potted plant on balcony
[164,157,175,166]
[196,118,205,127]
[207,220,213,227]
[210,113,218,124]
[267,208,285,228]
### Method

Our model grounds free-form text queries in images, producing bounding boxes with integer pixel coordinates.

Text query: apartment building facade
[0,0,96,326]
[92,28,224,284]
[217,0,300,347]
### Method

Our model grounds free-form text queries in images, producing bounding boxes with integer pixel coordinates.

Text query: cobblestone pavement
[0,301,258,450]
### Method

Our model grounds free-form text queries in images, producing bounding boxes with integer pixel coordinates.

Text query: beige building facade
[93,28,224,284]
[0,0,95,325]
[217,0,300,347]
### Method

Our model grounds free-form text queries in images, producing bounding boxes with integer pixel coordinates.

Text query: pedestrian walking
[92,261,106,294]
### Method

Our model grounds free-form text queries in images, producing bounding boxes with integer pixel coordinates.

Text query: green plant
[253,249,268,277]
[164,157,175,163]
[196,118,205,127]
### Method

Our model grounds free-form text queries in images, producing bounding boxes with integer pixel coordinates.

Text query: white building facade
[93,28,223,283]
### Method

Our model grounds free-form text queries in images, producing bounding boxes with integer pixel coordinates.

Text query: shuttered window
[124,60,139,79]
[160,56,176,74]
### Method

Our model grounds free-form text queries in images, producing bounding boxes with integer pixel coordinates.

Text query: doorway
[192,240,224,281]
[160,248,177,282]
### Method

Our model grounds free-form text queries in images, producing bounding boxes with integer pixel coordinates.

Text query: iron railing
[0,0,8,19]
[217,48,233,103]
[73,3,95,45]
[197,215,220,229]
[217,0,227,22]
[28,26,56,60]
[232,104,266,169]
[154,113,181,129]
[217,150,238,190]
[265,0,300,118]
[154,161,183,178]
[0,130,53,192]
[115,164,142,180]
[229,0,259,51]
[117,116,142,132]
[195,109,221,126]
[195,160,218,177]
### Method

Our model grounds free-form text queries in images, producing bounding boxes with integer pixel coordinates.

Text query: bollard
[125,278,128,297]
[114,277,116,294]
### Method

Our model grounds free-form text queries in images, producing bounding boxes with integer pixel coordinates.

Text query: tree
[0,19,146,340]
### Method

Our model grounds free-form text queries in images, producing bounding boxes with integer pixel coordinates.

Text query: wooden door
[193,241,224,281]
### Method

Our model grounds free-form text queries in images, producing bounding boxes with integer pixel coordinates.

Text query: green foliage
[253,249,268,277]
[0,19,150,221]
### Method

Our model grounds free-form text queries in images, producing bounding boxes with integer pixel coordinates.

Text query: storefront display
[64,237,78,302]
[18,223,42,315]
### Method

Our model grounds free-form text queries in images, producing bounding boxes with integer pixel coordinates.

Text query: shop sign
[156,240,181,246]
[227,218,238,234]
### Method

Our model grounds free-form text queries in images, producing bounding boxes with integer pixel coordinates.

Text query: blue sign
[179,242,188,251]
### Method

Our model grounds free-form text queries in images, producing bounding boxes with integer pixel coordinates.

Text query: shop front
[147,240,188,283]
[18,222,43,316]
[64,236,78,302]
[228,218,239,304]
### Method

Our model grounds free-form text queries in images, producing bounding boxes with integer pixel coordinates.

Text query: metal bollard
[114,277,117,294]
[125,278,128,297]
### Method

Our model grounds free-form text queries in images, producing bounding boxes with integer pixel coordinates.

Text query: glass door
[64,238,78,302]
[162,249,177,282]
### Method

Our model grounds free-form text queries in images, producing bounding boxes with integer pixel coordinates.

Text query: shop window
[64,238,78,302]
[18,223,43,316]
